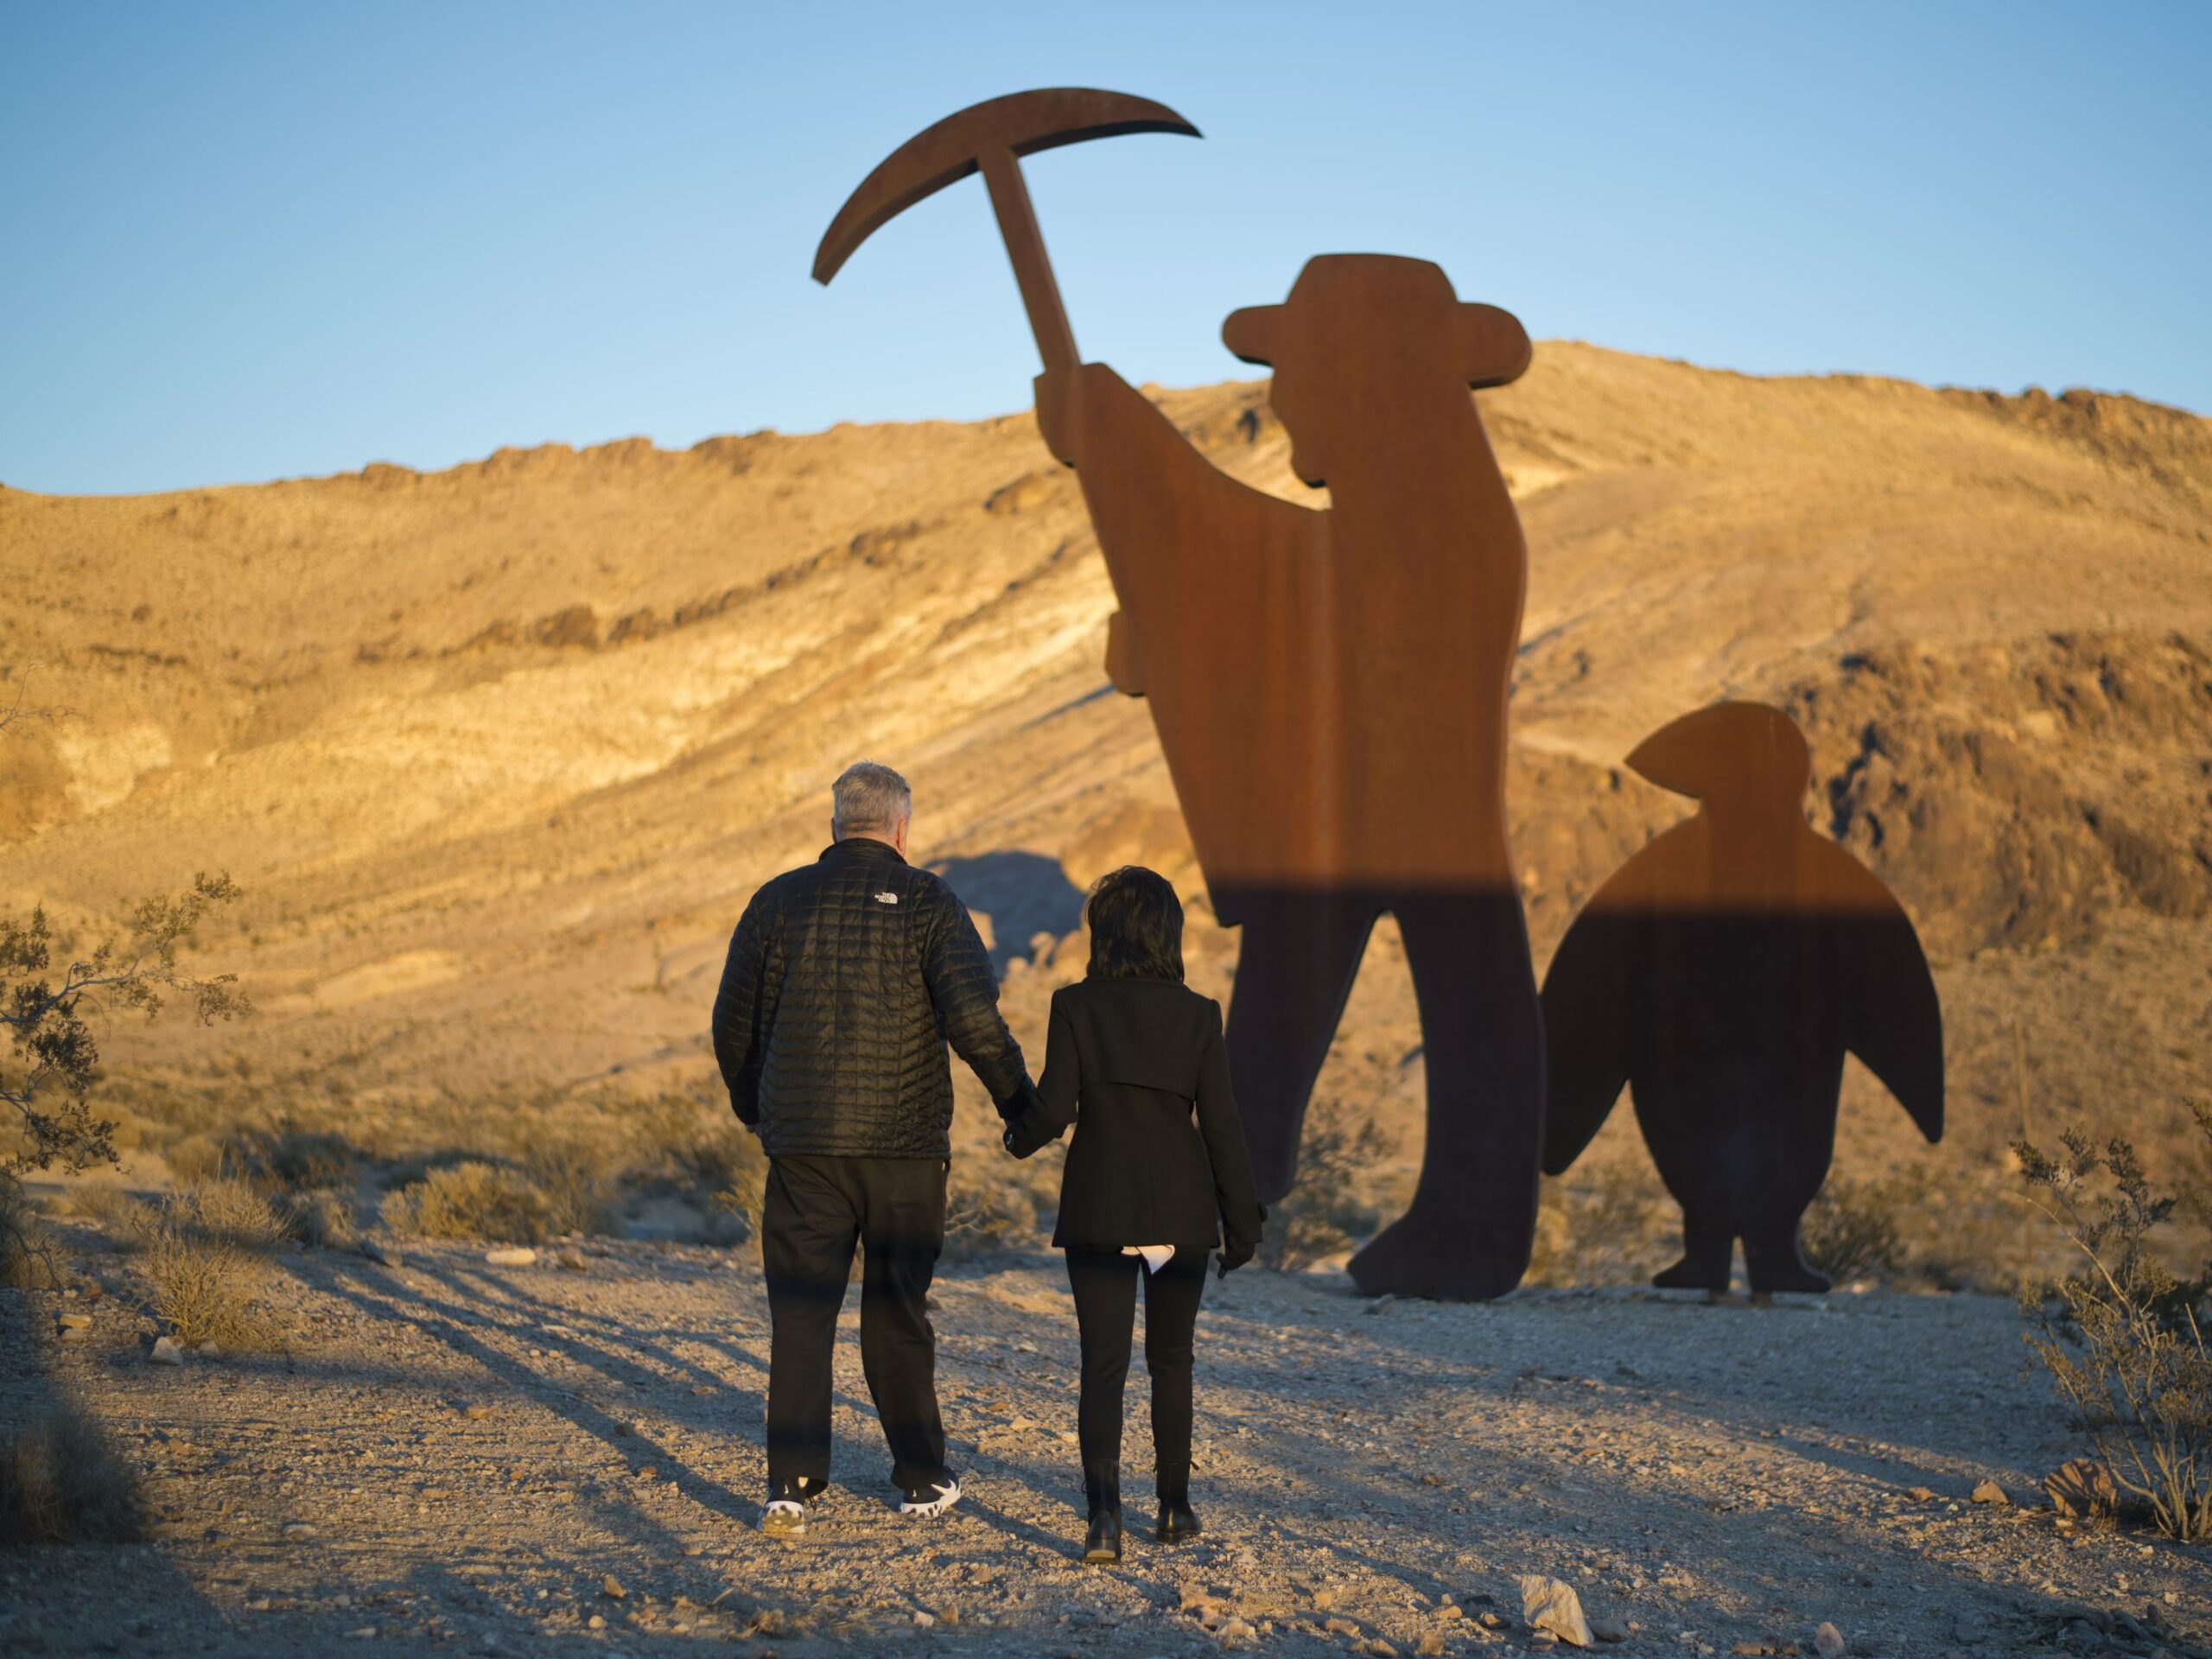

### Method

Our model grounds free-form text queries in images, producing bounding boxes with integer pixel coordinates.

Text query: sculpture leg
[1744,1224,1831,1294]
[1220,887,1377,1205]
[1348,889,1543,1300]
[1653,1215,1734,1293]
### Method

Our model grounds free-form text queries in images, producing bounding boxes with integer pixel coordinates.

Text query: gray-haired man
[713,760,1035,1536]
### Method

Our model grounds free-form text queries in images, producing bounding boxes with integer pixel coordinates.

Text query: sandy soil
[6,1236,2208,1657]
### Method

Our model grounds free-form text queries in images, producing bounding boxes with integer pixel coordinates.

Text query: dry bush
[175,1175,289,1251]
[523,1141,613,1237]
[1802,1173,1910,1286]
[0,1400,141,1543]
[381,1160,553,1243]
[162,1131,226,1185]
[63,1178,154,1245]
[226,1123,356,1193]
[137,1185,285,1353]
[1259,1096,1394,1273]
[2017,1109,2212,1541]
[704,1128,771,1245]
[1526,1158,1675,1287]
[0,1174,63,1290]
[943,1157,1050,1262]
[279,1188,357,1250]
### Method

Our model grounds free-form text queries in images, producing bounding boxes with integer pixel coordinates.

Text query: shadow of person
[932,851,1085,976]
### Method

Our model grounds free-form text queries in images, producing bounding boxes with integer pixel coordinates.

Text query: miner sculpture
[817,88,1544,1299]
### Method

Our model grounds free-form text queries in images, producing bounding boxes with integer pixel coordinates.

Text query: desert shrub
[63,1178,154,1245]
[228,1123,356,1192]
[705,1128,771,1244]
[2016,1108,2212,1541]
[1802,1173,1910,1285]
[1260,1097,1394,1273]
[943,1158,1046,1262]
[175,1176,289,1251]
[0,1400,141,1543]
[0,1175,62,1289]
[524,1141,613,1236]
[381,1160,553,1243]
[278,1187,357,1250]
[162,1131,226,1185]
[1526,1158,1675,1287]
[140,1197,279,1350]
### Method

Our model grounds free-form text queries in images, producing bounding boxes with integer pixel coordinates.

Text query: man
[713,760,1034,1537]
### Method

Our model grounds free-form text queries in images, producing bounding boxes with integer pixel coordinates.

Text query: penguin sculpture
[1540,702,1944,1294]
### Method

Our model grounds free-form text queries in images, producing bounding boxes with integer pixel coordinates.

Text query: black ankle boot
[1082,1462,1122,1565]
[1155,1496,1201,1542]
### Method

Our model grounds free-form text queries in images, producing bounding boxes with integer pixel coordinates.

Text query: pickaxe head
[813,87,1198,286]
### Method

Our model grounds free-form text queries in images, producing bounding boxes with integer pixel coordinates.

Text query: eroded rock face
[1790,633,2212,954]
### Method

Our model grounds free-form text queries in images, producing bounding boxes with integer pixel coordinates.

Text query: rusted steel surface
[817,92,1544,1300]
[812,87,1199,374]
[1541,702,1946,1295]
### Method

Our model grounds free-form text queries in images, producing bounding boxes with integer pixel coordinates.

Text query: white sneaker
[898,1475,963,1519]
[760,1497,805,1537]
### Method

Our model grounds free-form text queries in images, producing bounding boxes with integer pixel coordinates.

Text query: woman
[1003,866,1264,1564]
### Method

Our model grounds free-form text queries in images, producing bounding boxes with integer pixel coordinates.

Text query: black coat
[1004,976,1263,1256]
[712,837,1033,1159]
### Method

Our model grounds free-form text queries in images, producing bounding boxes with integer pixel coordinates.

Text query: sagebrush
[2016,1107,2212,1541]
[138,1180,287,1349]
[0,1400,141,1544]
[1261,1096,1394,1273]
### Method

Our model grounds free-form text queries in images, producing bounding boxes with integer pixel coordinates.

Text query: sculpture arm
[1827,856,1945,1143]
[1035,362,1315,700]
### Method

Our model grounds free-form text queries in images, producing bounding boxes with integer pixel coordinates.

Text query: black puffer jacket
[712,837,1033,1159]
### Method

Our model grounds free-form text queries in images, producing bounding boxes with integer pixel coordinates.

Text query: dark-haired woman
[1003,866,1264,1564]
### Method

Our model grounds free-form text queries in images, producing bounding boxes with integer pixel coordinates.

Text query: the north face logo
[874,891,899,905]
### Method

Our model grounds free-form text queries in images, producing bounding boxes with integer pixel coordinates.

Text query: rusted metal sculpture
[817,90,1544,1300]
[1540,702,1945,1294]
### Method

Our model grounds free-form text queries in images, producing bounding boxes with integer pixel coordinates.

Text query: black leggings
[1064,1247,1208,1501]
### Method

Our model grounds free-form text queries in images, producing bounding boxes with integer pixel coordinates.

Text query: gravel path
[5,1242,2208,1656]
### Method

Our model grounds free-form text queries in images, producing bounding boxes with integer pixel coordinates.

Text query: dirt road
[9,1241,2209,1656]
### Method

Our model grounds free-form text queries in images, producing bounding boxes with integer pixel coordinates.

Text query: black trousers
[1064,1247,1209,1502]
[760,1154,949,1493]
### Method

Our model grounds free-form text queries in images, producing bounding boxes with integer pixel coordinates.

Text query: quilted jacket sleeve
[1003,993,1079,1158]
[711,890,770,1128]
[1195,1002,1263,1258]
[921,884,1033,1115]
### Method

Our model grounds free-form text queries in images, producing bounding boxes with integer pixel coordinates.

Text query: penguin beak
[1624,709,1729,801]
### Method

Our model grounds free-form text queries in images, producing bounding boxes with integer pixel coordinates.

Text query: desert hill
[2,342,2207,1231]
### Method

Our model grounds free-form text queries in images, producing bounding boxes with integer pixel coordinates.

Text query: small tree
[2014,1109,2212,1541]
[3,874,251,1179]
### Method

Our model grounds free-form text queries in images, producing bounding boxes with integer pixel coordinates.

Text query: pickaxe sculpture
[812,87,1199,371]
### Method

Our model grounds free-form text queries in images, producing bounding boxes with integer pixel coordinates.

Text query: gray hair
[831,760,912,838]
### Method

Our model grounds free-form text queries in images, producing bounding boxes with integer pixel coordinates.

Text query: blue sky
[3,2,2206,496]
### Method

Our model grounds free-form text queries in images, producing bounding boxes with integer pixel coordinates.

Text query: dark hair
[1084,866,1185,982]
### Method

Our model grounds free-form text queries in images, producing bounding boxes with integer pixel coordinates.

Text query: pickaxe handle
[812,89,1198,378]
[978,149,1078,375]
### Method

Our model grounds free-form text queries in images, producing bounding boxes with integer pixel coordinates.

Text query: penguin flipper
[1824,853,1945,1143]
[1538,896,1637,1175]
